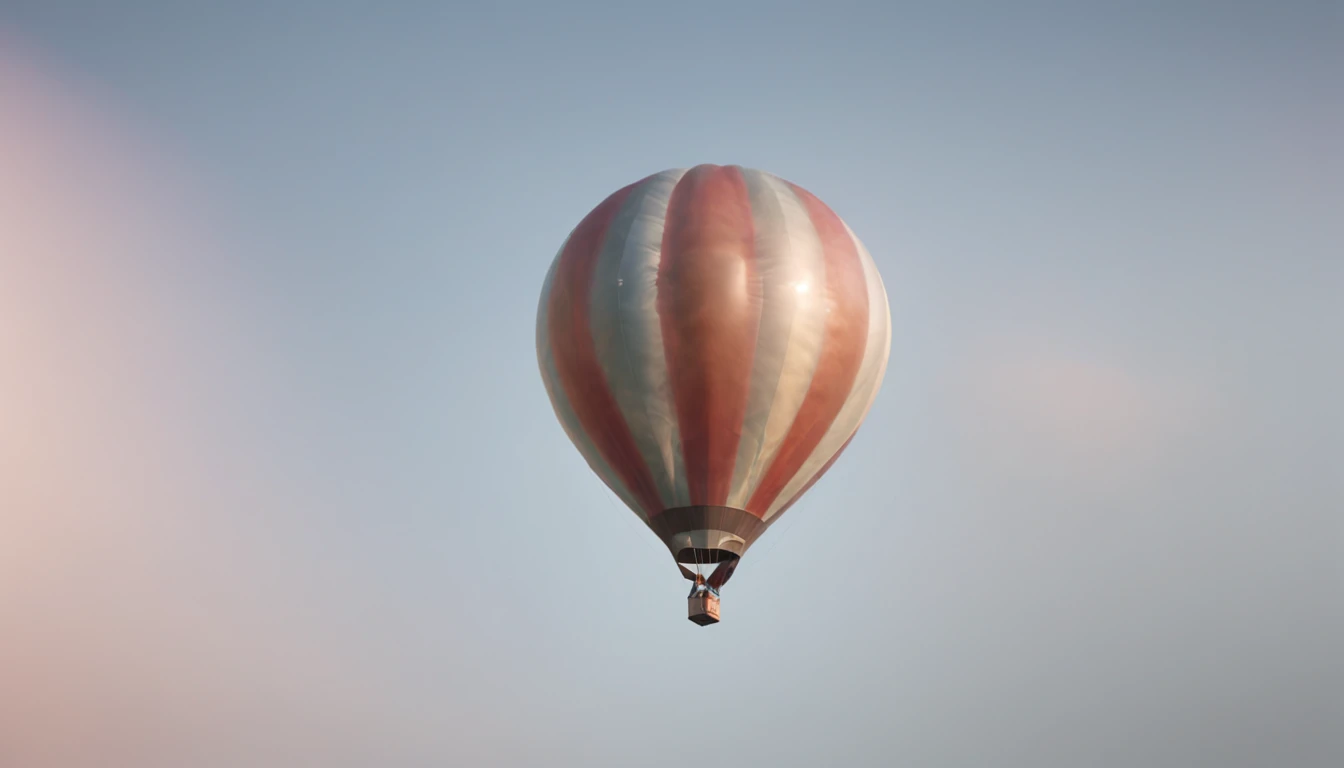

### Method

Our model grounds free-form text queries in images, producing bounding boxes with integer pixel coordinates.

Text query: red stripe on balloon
[548,181,664,517]
[657,165,761,508]
[745,183,869,516]
[766,430,858,522]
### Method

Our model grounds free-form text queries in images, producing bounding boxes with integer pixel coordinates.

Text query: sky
[1,1,1340,766]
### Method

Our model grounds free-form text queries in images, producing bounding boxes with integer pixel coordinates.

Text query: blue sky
[2,2,1339,765]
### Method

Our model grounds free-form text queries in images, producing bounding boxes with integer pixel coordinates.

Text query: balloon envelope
[537,164,890,585]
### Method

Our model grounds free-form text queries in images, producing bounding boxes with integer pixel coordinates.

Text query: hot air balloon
[537,164,890,625]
